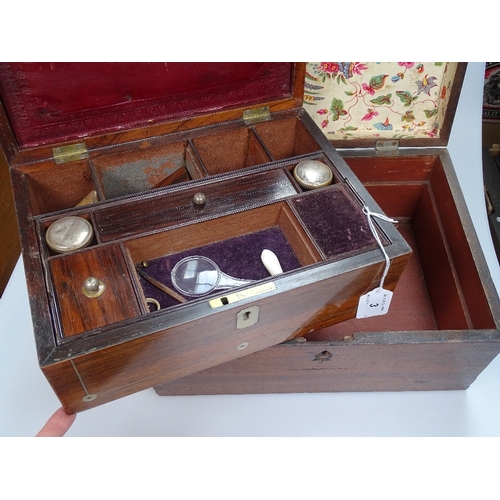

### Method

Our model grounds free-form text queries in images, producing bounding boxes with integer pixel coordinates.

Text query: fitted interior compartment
[253,115,322,160]
[95,168,298,242]
[306,154,497,342]
[125,202,322,310]
[49,243,142,338]
[91,141,203,199]
[20,160,97,216]
[288,185,380,260]
[192,127,271,175]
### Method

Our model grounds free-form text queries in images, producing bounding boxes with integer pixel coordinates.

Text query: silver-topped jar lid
[293,160,333,190]
[46,216,94,253]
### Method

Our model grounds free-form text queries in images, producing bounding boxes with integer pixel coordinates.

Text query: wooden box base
[155,149,500,396]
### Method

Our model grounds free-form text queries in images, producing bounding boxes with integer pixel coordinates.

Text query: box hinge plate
[52,143,89,164]
[375,140,399,154]
[242,106,271,125]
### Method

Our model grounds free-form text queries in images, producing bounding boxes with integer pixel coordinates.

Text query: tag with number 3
[356,287,393,319]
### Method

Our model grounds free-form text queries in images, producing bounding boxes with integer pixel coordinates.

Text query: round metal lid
[293,160,333,190]
[46,216,94,253]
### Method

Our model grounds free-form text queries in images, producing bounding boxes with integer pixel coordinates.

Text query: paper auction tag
[356,287,393,318]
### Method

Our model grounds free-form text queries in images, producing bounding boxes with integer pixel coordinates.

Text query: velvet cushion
[290,186,377,259]
[138,226,301,310]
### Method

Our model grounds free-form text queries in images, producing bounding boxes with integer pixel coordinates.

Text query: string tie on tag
[362,206,397,290]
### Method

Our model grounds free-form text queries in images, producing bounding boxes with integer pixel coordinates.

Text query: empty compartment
[20,160,97,216]
[124,202,322,310]
[192,127,271,175]
[254,115,322,160]
[305,153,497,341]
[91,141,203,199]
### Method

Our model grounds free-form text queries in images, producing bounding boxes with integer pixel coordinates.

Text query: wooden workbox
[0,63,412,413]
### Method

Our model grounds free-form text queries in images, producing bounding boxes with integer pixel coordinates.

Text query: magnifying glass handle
[217,273,255,289]
[261,249,283,275]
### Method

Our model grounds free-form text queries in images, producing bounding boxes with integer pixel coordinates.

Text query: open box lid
[0,62,466,160]
[303,62,467,149]
[0,62,305,164]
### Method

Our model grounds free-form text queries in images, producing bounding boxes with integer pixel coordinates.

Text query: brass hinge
[242,106,271,125]
[375,140,399,154]
[52,142,89,164]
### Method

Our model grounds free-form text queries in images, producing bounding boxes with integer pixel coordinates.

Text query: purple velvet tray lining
[137,226,299,310]
[137,185,378,311]
[289,185,377,259]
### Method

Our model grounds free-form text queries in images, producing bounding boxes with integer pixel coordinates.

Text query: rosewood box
[0,63,412,413]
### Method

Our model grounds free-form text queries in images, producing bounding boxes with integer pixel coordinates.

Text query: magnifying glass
[171,256,255,297]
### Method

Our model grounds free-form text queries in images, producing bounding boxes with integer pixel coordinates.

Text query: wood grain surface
[50,244,141,337]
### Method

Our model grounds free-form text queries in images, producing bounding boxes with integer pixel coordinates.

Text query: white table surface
[1,62,500,438]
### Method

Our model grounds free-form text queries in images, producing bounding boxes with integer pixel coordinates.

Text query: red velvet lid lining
[0,62,293,149]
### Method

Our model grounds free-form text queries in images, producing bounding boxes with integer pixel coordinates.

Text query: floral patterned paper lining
[304,62,458,141]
